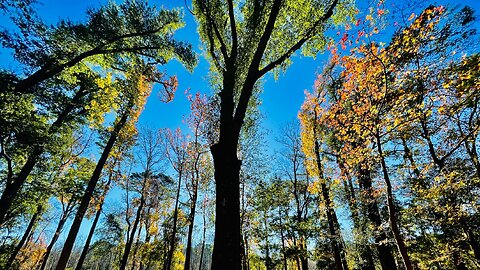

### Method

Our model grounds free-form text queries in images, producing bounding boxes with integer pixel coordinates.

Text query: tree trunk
[357,166,397,270]
[39,207,70,270]
[184,190,198,270]
[7,204,42,268]
[129,223,143,270]
[210,141,241,270]
[338,160,375,270]
[198,203,207,270]
[74,199,102,270]
[75,176,112,270]
[120,184,146,270]
[376,134,413,270]
[164,171,183,270]
[55,111,129,270]
[244,234,251,270]
[299,238,308,270]
[312,120,347,270]
[278,208,288,270]
[240,233,247,270]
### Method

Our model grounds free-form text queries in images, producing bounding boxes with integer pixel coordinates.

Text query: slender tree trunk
[240,233,247,270]
[74,200,102,270]
[140,204,153,270]
[120,184,146,270]
[376,134,413,270]
[0,88,86,226]
[357,166,397,270]
[290,151,309,270]
[129,223,143,270]
[75,176,112,270]
[311,119,347,270]
[291,233,302,270]
[164,171,183,270]
[244,234,251,270]
[184,190,198,270]
[55,111,129,270]
[7,204,43,268]
[39,207,70,270]
[299,237,308,270]
[198,202,207,270]
[264,215,273,270]
[278,208,288,270]
[338,161,374,270]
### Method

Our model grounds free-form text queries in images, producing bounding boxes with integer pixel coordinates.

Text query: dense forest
[0,0,479,269]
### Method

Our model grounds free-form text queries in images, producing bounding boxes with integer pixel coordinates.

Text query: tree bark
[55,111,129,270]
[184,188,198,270]
[357,166,398,270]
[129,223,143,270]
[75,176,112,270]
[120,179,147,270]
[39,204,71,270]
[311,118,347,270]
[74,199,102,270]
[210,140,241,270]
[279,215,288,270]
[375,134,413,270]
[198,200,207,270]
[164,171,183,270]
[338,161,375,270]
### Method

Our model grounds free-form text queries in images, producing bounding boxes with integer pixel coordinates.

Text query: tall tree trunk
[338,160,375,270]
[376,134,413,270]
[357,166,397,270]
[120,182,146,270]
[291,234,302,270]
[240,233,247,270]
[75,176,112,270]
[184,189,198,270]
[278,208,288,270]
[291,149,309,269]
[244,234,251,270]
[198,201,207,270]
[164,171,183,270]
[210,139,241,270]
[129,223,143,270]
[311,118,347,270]
[0,88,86,226]
[261,210,274,270]
[74,199,102,270]
[299,237,308,270]
[55,111,129,270]
[7,204,43,268]
[39,206,71,270]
